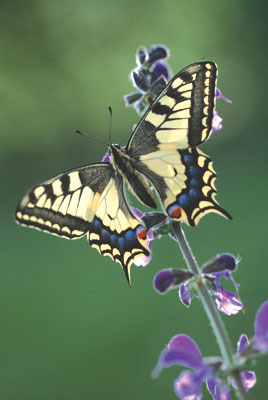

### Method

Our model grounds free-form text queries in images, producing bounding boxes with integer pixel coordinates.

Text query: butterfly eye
[167,205,182,219]
[136,226,147,240]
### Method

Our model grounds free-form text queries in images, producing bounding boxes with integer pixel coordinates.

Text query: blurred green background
[1,0,267,399]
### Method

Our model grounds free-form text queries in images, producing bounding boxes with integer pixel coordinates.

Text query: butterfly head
[109,144,132,172]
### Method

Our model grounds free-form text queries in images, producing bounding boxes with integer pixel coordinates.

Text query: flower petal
[174,370,202,400]
[147,44,169,64]
[237,334,249,355]
[212,111,223,134]
[232,371,256,391]
[151,61,170,81]
[254,299,268,353]
[154,269,175,293]
[240,371,256,391]
[202,254,237,274]
[131,69,149,92]
[179,283,192,307]
[123,92,143,106]
[101,151,111,162]
[152,335,204,378]
[154,269,193,294]
[206,377,219,399]
[216,385,232,400]
[214,287,243,315]
[136,45,148,66]
[165,335,203,369]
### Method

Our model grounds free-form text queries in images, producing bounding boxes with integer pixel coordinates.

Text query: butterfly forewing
[127,61,217,157]
[15,163,112,238]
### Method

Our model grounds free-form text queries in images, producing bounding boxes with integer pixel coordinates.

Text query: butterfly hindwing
[87,176,149,281]
[16,163,149,278]
[135,147,232,226]
[127,61,217,157]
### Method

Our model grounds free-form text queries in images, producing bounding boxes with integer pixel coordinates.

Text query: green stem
[172,222,251,400]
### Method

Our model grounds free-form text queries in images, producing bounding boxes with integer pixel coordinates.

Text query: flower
[152,334,231,400]
[154,269,193,294]
[153,333,257,399]
[212,89,232,134]
[233,334,256,391]
[211,270,243,316]
[213,286,243,316]
[253,300,268,353]
[203,254,243,316]
[153,254,243,315]
[124,44,171,115]
[212,111,223,134]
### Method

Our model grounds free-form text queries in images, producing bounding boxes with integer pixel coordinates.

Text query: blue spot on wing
[101,228,110,242]
[92,218,101,230]
[183,154,195,165]
[178,194,190,208]
[110,234,118,247]
[118,236,125,251]
[189,189,199,199]
[189,178,199,187]
[189,165,201,177]
[125,230,136,242]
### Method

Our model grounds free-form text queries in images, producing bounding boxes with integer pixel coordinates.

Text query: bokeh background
[1,1,267,399]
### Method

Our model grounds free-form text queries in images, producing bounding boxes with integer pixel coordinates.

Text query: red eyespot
[137,227,147,240]
[168,205,182,218]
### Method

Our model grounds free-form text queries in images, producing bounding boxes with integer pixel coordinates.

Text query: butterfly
[15,61,232,283]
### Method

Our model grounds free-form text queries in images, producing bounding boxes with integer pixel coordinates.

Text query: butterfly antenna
[108,106,113,145]
[75,130,109,146]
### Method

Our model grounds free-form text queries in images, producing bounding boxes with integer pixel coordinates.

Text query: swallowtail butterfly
[15,61,232,282]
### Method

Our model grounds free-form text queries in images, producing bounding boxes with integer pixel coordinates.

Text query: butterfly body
[15,61,232,282]
[110,144,157,209]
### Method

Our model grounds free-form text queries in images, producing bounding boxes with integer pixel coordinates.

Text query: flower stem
[172,222,251,400]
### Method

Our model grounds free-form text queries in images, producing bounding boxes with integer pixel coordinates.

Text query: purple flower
[153,333,257,399]
[233,334,256,391]
[212,89,231,134]
[207,378,232,400]
[147,44,169,64]
[254,300,268,353]
[152,334,231,400]
[179,283,192,308]
[202,254,237,274]
[154,269,193,294]
[213,286,243,316]
[154,253,243,314]
[124,44,171,115]
[202,254,243,316]
[212,270,243,316]
[151,61,171,81]
[212,111,223,134]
